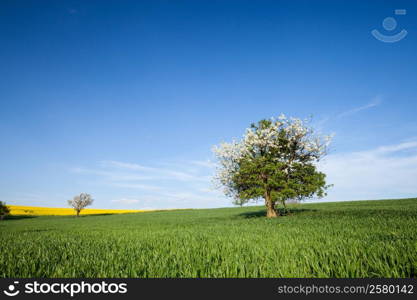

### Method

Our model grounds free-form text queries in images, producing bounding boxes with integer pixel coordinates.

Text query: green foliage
[0,201,10,220]
[0,198,416,277]
[232,157,328,205]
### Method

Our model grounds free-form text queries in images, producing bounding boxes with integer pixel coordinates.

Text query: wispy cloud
[314,96,382,129]
[189,160,216,169]
[99,160,209,182]
[110,183,162,191]
[336,96,382,119]
[71,167,155,181]
[99,161,154,172]
[320,139,417,201]
[374,140,417,154]
[69,159,224,209]
[111,198,140,205]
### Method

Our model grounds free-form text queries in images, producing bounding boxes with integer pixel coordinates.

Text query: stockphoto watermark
[2,281,128,297]
[371,9,408,43]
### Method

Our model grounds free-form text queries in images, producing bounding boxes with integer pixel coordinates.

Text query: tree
[213,114,332,218]
[232,198,248,207]
[0,201,10,221]
[68,193,93,217]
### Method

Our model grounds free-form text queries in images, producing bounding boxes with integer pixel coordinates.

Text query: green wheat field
[1,198,416,278]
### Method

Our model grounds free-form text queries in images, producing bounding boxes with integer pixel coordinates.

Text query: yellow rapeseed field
[8,205,149,216]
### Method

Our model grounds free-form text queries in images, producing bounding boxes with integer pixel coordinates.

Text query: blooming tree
[68,193,94,217]
[213,114,332,218]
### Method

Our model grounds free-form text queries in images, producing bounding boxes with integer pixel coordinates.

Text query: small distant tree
[232,198,248,207]
[213,114,333,218]
[68,193,93,217]
[0,201,10,221]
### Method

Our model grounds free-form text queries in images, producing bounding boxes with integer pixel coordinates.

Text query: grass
[7,205,150,216]
[0,198,416,278]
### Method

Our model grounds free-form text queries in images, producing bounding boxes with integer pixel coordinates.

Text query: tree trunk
[0,214,4,221]
[265,191,278,218]
[282,200,287,215]
[76,210,80,217]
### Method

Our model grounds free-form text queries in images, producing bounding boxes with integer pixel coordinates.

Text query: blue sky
[1,0,416,209]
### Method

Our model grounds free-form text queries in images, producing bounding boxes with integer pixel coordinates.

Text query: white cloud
[314,96,382,130]
[110,183,162,191]
[320,140,417,201]
[70,167,155,181]
[336,96,382,119]
[189,160,216,169]
[374,141,417,154]
[99,160,209,182]
[69,159,226,209]
[99,161,154,172]
[111,198,140,205]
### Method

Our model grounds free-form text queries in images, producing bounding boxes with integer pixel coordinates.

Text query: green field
[1,198,416,278]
